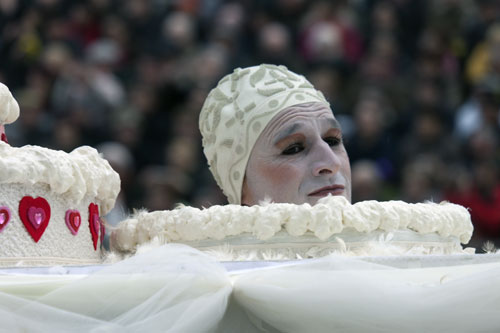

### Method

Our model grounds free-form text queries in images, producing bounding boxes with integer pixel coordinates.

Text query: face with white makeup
[241,102,351,205]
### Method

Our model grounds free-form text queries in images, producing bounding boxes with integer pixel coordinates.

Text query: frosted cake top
[0,143,120,214]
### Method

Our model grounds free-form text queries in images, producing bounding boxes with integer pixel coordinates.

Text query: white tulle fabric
[0,245,231,332]
[0,244,499,332]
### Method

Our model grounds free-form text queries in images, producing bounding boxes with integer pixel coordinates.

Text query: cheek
[340,152,351,178]
[255,160,303,192]
[339,152,352,199]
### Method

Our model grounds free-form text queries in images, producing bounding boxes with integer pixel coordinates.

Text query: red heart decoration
[19,196,51,242]
[0,206,11,233]
[88,203,100,250]
[65,209,81,235]
[1,133,7,143]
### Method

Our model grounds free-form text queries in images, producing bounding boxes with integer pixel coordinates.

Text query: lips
[308,185,345,197]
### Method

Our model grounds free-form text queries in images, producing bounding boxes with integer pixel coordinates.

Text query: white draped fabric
[0,244,499,332]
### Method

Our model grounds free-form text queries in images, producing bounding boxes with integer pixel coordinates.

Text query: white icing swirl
[437,201,473,243]
[0,82,20,125]
[388,201,412,229]
[0,143,120,214]
[311,195,348,240]
[151,211,180,242]
[111,215,139,252]
[285,204,310,236]
[253,204,283,240]
[377,202,400,231]
[343,200,381,232]
[201,205,227,240]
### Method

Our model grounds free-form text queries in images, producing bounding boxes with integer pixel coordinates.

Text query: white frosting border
[0,143,120,214]
[111,196,474,255]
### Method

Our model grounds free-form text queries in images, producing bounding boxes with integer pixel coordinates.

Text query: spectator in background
[256,22,295,68]
[351,160,383,203]
[345,87,395,181]
[137,165,192,211]
[398,110,460,172]
[466,22,500,85]
[97,141,135,224]
[401,155,447,203]
[446,159,500,250]
[455,75,500,141]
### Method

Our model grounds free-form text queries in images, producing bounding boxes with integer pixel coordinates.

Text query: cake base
[164,229,472,261]
[111,197,474,261]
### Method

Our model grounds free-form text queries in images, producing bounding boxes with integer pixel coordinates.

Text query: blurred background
[1,0,499,249]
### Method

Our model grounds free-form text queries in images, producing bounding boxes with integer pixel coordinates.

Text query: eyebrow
[273,118,341,145]
[273,123,302,145]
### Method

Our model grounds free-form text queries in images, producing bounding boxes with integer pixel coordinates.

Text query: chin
[305,196,321,205]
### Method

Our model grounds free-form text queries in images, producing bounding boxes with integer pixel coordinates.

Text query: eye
[324,136,342,147]
[282,143,304,155]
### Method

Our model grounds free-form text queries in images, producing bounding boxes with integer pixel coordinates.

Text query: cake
[0,82,120,266]
[111,195,474,260]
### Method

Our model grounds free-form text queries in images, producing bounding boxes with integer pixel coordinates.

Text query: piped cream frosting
[0,142,120,214]
[111,196,474,255]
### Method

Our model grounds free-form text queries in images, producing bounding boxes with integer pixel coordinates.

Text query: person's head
[351,160,381,203]
[199,64,351,205]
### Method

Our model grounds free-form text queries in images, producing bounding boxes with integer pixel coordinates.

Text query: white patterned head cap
[0,82,19,125]
[199,64,330,204]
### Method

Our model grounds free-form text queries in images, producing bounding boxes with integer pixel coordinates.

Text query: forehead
[263,103,338,136]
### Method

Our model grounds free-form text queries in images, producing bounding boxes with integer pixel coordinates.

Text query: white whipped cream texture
[112,196,474,253]
[343,200,381,232]
[0,143,120,214]
[0,82,20,125]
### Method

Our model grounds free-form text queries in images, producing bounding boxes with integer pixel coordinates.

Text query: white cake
[111,196,474,261]
[0,83,120,266]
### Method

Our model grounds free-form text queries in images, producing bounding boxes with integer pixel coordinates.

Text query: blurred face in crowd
[242,102,351,205]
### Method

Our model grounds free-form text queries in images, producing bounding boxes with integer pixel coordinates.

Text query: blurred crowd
[1,0,499,248]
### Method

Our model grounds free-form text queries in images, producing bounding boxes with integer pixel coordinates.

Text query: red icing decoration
[19,196,51,242]
[0,133,7,143]
[88,203,100,250]
[28,207,45,228]
[65,209,81,235]
[0,206,11,232]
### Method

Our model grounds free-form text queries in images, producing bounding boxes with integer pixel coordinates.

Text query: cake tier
[111,196,474,260]
[0,183,104,266]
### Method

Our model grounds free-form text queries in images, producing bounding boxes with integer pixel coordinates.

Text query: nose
[311,140,341,176]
